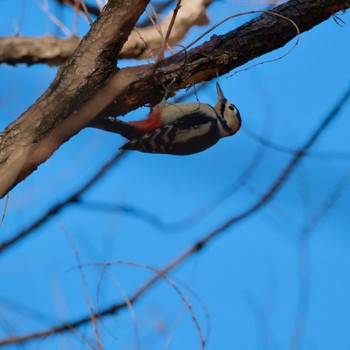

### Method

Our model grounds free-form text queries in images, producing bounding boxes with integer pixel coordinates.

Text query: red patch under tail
[126,109,162,132]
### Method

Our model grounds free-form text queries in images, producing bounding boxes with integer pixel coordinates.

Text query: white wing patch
[158,102,215,124]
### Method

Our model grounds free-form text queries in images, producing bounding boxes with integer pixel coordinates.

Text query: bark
[0,0,150,197]
[0,0,348,198]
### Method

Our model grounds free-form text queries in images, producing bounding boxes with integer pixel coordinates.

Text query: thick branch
[0,0,348,199]
[0,0,150,198]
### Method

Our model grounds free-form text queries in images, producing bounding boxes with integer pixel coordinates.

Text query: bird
[118,82,241,155]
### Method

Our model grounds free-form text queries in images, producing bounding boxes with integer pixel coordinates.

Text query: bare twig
[96,266,140,350]
[88,261,205,349]
[138,0,176,27]
[0,195,9,228]
[79,0,94,25]
[243,127,350,160]
[62,224,103,350]
[1,82,349,348]
[36,0,72,36]
[290,171,350,350]
[157,0,182,61]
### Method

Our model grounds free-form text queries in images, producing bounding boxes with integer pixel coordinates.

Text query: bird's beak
[216,82,225,100]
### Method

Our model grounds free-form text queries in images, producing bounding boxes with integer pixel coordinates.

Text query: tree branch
[0,0,348,199]
[0,36,81,66]
[0,0,150,198]
[0,0,212,65]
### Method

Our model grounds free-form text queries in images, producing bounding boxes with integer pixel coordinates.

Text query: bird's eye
[228,105,234,111]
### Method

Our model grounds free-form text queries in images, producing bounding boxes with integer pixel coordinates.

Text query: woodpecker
[119,82,241,155]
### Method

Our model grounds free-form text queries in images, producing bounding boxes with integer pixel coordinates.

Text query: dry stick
[147,3,164,38]
[36,0,72,36]
[72,0,80,35]
[138,3,168,63]
[79,0,94,25]
[0,195,9,228]
[0,151,127,255]
[133,26,157,62]
[138,0,176,27]
[157,0,182,62]
[1,84,349,347]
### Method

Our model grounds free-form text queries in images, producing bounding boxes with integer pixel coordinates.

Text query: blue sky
[1,1,350,349]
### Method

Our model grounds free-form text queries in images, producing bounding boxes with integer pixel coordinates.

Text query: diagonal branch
[0,0,150,198]
[1,79,349,348]
[0,0,348,199]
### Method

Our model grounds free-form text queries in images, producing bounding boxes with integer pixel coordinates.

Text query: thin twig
[96,267,140,350]
[61,224,103,350]
[157,0,182,61]
[89,261,205,349]
[138,0,176,27]
[79,0,93,25]
[0,195,9,228]
[243,126,350,159]
[36,0,72,36]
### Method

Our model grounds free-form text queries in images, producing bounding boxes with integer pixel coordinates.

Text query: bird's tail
[90,118,143,140]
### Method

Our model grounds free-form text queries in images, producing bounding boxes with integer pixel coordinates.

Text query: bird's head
[214,82,242,137]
